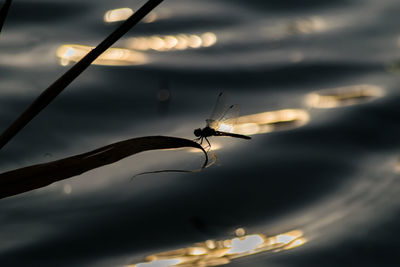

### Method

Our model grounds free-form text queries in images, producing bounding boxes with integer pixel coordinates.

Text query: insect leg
[205,137,211,148]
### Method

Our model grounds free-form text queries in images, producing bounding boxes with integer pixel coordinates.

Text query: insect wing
[208,92,227,122]
[216,104,240,132]
[206,92,240,132]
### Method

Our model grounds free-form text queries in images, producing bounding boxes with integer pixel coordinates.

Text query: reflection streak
[306,84,384,108]
[189,109,309,153]
[104,8,133,23]
[128,229,306,267]
[286,16,327,34]
[124,32,217,51]
[103,8,168,23]
[233,109,310,135]
[56,44,147,66]
[263,16,329,40]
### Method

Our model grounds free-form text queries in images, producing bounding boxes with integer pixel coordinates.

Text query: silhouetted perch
[0,136,208,200]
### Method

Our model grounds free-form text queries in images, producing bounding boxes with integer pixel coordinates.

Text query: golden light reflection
[103,8,166,23]
[235,227,246,237]
[233,109,310,135]
[305,84,385,108]
[395,157,400,173]
[286,16,327,34]
[104,8,134,23]
[188,142,222,153]
[218,122,234,133]
[124,32,217,51]
[56,44,147,66]
[275,230,303,244]
[190,109,309,153]
[283,237,307,250]
[226,234,265,254]
[136,258,182,267]
[127,228,306,267]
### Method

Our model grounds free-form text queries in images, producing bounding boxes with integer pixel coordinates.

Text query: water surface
[0,0,400,266]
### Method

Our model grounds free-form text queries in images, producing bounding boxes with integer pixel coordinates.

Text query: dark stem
[0,136,208,199]
[0,0,12,34]
[0,0,164,150]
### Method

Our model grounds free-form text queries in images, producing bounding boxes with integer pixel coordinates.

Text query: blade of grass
[0,136,208,199]
[0,0,164,150]
[0,0,12,34]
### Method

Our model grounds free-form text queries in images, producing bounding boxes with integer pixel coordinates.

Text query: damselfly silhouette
[194,92,251,147]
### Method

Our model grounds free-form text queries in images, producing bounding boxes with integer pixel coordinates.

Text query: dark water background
[1,0,400,266]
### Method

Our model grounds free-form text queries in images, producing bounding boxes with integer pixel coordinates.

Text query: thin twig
[0,0,12,35]
[0,0,164,150]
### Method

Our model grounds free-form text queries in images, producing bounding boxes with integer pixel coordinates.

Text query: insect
[194,92,251,147]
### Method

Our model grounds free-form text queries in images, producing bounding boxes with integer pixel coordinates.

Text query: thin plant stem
[0,0,12,35]
[0,0,164,150]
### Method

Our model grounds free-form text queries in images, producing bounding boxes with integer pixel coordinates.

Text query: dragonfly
[194,92,251,147]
